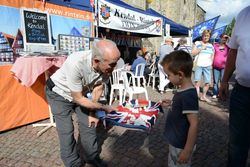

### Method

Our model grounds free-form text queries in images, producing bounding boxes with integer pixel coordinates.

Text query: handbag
[192,54,199,71]
[192,42,201,71]
[192,57,198,71]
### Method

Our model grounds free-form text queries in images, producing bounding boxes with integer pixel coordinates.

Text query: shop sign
[98,0,162,36]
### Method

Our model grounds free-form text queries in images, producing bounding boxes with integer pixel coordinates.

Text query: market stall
[0,65,48,131]
[96,0,190,63]
[96,0,162,63]
[0,0,93,131]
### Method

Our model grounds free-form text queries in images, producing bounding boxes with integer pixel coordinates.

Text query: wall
[123,0,145,10]
[147,0,205,28]
[196,5,206,24]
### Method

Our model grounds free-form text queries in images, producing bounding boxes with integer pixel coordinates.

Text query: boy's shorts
[168,144,196,167]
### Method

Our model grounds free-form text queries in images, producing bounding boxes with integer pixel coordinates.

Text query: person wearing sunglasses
[45,39,120,167]
[212,33,230,99]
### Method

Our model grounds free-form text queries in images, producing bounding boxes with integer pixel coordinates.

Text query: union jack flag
[103,99,162,130]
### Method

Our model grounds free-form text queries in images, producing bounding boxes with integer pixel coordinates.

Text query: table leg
[32,105,56,136]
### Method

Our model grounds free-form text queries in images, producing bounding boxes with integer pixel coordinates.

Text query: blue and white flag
[192,15,220,40]
[211,25,227,40]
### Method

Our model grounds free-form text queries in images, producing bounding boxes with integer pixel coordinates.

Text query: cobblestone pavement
[0,87,249,167]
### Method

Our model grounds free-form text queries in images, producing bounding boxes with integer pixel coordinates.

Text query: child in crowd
[160,50,199,167]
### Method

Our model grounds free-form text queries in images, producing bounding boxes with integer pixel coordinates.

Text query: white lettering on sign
[25,13,47,21]
[27,23,45,29]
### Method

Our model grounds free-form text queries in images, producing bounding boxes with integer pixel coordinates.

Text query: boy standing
[161,50,199,167]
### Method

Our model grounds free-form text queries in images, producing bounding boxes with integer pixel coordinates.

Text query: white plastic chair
[134,63,146,87]
[122,70,148,102]
[147,65,159,90]
[109,68,125,105]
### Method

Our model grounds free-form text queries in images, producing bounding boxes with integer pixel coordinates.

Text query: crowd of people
[125,29,229,104]
[45,6,249,167]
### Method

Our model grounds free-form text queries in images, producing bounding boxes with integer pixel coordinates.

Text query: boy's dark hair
[160,50,193,77]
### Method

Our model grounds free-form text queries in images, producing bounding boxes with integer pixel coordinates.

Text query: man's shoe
[87,157,108,167]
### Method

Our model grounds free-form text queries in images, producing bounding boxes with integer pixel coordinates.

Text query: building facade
[124,0,205,27]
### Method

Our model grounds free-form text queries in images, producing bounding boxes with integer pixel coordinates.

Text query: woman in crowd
[212,33,229,99]
[192,29,214,103]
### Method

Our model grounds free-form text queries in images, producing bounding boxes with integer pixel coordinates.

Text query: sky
[197,0,250,28]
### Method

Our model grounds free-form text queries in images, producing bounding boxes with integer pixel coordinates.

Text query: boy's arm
[177,113,199,163]
[91,83,104,102]
[87,83,104,127]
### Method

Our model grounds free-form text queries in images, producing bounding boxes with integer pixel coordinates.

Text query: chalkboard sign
[23,10,50,44]
[21,9,54,53]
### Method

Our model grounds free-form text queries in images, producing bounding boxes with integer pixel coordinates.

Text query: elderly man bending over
[46,39,120,167]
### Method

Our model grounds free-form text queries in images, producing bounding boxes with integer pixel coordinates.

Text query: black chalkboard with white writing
[23,10,50,44]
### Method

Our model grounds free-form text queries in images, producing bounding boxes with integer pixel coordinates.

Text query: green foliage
[225,17,236,36]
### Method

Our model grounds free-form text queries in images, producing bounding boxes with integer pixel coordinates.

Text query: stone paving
[0,86,249,167]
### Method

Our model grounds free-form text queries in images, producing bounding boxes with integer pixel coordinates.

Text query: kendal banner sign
[98,0,162,36]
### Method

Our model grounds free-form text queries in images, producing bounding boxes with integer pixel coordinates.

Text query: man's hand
[177,149,192,164]
[219,82,229,101]
[88,113,99,128]
[161,99,172,107]
[102,105,117,113]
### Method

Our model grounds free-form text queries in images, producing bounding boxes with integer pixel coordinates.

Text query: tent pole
[95,0,99,38]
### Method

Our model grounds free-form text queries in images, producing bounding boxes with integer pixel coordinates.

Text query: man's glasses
[108,62,117,68]
[100,59,117,68]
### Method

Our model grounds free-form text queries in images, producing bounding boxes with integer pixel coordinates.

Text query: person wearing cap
[158,36,174,94]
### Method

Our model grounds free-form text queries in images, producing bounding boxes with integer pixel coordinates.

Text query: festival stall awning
[146,8,189,36]
[98,0,163,37]
[46,0,93,12]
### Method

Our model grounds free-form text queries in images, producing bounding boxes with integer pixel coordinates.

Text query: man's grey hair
[92,39,118,60]
[178,37,187,45]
